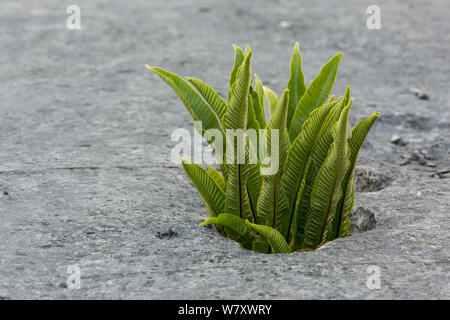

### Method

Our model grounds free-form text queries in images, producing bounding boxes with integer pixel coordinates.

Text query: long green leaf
[288,53,343,142]
[281,101,336,245]
[224,160,252,220]
[200,213,251,236]
[246,221,291,254]
[257,89,290,238]
[223,50,253,222]
[247,92,260,133]
[224,50,252,130]
[328,112,380,240]
[200,213,253,248]
[302,104,351,249]
[147,66,223,135]
[286,42,306,130]
[264,86,279,115]
[228,45,245,101]
[181,159,226,217]
[290,95,350,250]
[253,75,266,128]
[206,166,226,192]
[186,77,227,121]
[225,138,255,222]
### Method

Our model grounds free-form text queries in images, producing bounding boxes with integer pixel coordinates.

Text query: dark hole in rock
[349,207,377,235]
[355,163,395,192]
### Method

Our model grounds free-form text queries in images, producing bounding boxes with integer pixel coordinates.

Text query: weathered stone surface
[0,0,449,299]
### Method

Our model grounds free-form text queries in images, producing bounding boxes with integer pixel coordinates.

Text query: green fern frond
[263,86,279,115]
[302,104,351,249]
[282,100,337,245]
[288,53,343,143]
[286,42,306,130]
[257,90,290,237]
[186,77,227,121]
[328,112,380,240]
[200,213,253,248]
[246,221,291,254]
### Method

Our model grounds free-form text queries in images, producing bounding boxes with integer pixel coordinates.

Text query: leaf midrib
[238,163,242,219]
[247,183,257,223]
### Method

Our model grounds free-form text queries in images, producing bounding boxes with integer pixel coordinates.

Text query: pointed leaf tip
[146,65,160,72]
[180,157,191,164]
[330,52,344,65]
[145,64,155,71]
[342,103,351,117]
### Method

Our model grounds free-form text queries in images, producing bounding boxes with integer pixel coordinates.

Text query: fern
[148,43,379,253]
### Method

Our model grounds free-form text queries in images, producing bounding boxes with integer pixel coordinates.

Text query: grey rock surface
[0,0,449,299]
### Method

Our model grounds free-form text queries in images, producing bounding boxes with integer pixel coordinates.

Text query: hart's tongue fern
[147,43,379,253]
